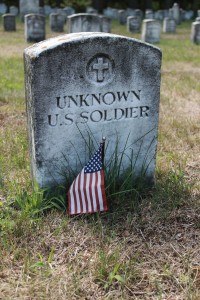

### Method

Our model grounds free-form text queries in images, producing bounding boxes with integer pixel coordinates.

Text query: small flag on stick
[68,138,107,215]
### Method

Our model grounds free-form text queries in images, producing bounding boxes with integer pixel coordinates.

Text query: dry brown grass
[0,19,200,300]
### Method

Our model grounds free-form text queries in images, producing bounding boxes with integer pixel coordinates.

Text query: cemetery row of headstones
[1,2,200,45]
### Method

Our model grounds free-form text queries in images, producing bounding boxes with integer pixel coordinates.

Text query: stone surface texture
[127,16,141,33]
[191,22,200,45]
[25,14,45,42]
[3,13,16,31]
[163,17,176,33]
[24,33,162,188]
[142,19,161,44]
[20,0,39,20]
[67,13,101,33]
[50,13,65,32]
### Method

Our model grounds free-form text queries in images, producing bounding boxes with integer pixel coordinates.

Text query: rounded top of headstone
[24,32,161,58]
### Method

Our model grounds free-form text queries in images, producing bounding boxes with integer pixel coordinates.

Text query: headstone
[154,10,164,21]
[145,10,154,20]
[86,7,97,14]
[198,10,200,18]
[168,8,173,19]
[38,7,44,15]
[0,3,7,14]
[195,17,200,22]
[25,14,45,43]
[63,6,75,17]
[9,6,18,16]
[100,16,111,33]
[118,10,127,25]
[127,16,141,33]
[20,0,39,20]
[163,17,176,33]
[142,19,161,44]
[103,7,118,19]
[135,9,143,19]
[24,32,162,188]
[191,22,200,45]
[50,13,65,32]
[67,13,101,33]
[44,5,52,16]
[163,9,169,18]
[3,14,16,31]
[184,10,194,21]
[126,8,136,17]
[171,3,180,24]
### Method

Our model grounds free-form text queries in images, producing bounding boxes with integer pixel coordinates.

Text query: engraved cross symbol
[92,58,109,82]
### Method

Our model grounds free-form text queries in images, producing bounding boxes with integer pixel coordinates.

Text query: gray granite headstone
[191,22,200,45]
[63,6,75,17]
[20,0,39,20]
[145,10,154,20]
[50,13,65,32]
[25,14,45,43]
[198,10,200,18]
[171,3,180,24]
[3,13,16,31]
[0,3,7,14]
[142,20,161,44]
[100,16,111,33]
[86,7,97,14]
[9,6,18,16]
[154,10,164,21]
[67,13,102,33]
[44,5,52,16]
[118,10,127,25]
[127,16,141,33]
[184,10,194,20]
[163,17,176,33]
[24,32,162,188]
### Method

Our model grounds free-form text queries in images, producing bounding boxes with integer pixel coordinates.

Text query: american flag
[68,141,108,215]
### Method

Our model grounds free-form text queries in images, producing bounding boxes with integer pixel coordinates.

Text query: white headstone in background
[86,7,97,14]
[67,13,102,33]
[50,13,65,32]
[145,10,154,20]
[142,19,161,44]
[63,6,75,17]
[127,16,141,33]
[3,13,16,31]
[0,3,7,14]
[198,10,200,17]
[9,6,18,16]
[118,10,127,25]
[171,3,180,24]
[44,5,52,16]
[191,22,200,45]
[100,16,111,33]
[163,17,176,33]
[25,14,45,42]
[24,33,162,188]
[20,0,39,20]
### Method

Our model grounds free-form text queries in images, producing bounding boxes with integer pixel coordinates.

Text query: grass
[0,18,200,299]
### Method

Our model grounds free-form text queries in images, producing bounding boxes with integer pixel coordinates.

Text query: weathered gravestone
[25,14,45,42]
[196,17,200,22]
[63,6,75,17]
[145,10,154,20]
[142,20,161,44]
[24,33,162,188]
[198,10,200,18]
[100,16,111,33]
[44,5,52,16]
[50,13,65,32]
[3,13,16,31]
[20,0,39,21]
[163,17,176,33]
[171,3,180,24]
[86,7,97,14]
[9,6,18,16]
[118,10,127,25]
[67,13,102,33]
[191,22,200,45]
[0,3,7,15]
[127,16,141,33]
